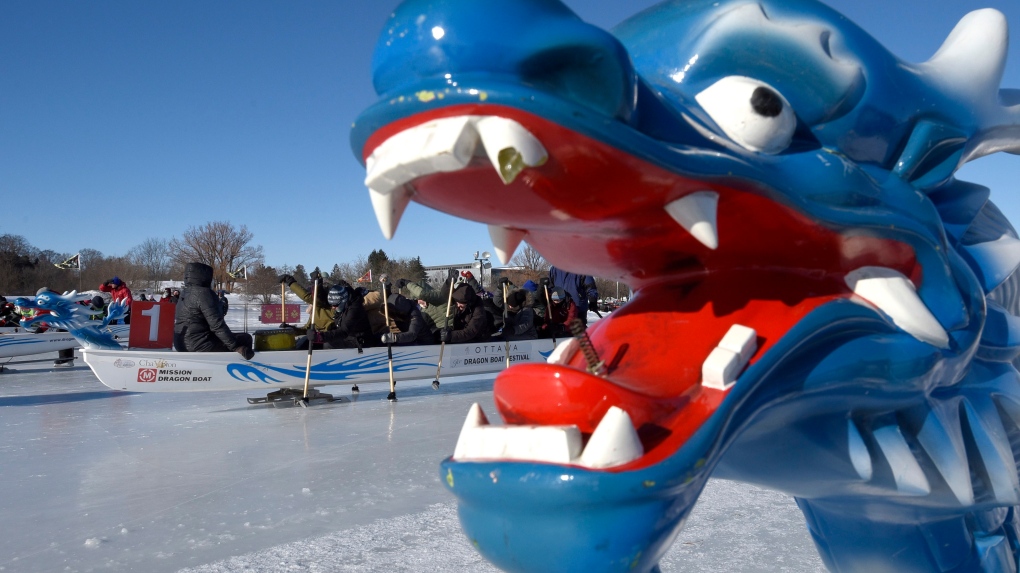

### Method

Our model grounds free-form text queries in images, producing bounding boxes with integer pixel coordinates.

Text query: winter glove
[499,276,510,285]
[588,295,599,308]
[395,278,409,290]
[379,273,389,285]
[539,277,551,287]
[439,328,452,344]
[309,269,322,281]
[380,332,398,345]
[236,345,255,360]
[279,323,293,329]
[278,274,295,286]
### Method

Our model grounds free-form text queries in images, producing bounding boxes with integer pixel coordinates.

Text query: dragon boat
[16,287,558,402]
[81,338,556,402]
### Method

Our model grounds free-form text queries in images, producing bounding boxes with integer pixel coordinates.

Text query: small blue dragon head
[16,289,126,350]
[352,0,1020,571]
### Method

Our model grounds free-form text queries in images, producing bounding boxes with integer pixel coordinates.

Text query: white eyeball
[695,76,796,154]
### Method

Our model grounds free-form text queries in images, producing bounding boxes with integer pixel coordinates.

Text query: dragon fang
[352,0,1020,571]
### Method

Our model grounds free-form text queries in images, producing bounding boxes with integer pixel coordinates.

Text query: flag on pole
[227,266,247,280]
[356,269,372,283]
[55,253,80,270]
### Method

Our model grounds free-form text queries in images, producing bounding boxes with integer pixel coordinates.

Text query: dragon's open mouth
[364,105,947,471]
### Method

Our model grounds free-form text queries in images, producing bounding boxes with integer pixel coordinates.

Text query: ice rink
[0,303,825,572]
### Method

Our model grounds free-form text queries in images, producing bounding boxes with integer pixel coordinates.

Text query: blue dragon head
[16,289,127,350]
[352,0,1020,571]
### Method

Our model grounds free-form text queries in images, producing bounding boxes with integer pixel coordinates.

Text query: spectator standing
[99,277,132,324]
[548,266,598,326]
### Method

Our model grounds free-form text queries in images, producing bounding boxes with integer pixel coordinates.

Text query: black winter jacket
[174,263,241,352]
[321,292,375,349]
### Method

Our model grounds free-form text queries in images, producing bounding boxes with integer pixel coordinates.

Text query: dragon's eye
[695,76,796,154]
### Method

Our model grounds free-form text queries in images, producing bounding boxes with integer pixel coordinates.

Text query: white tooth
[717,324,757,365]
[474,116,548,184]
[488,226,526,265]
[547,338,579,365]
[873,424,930,496]
[701,347,740,391]
[452,403,490,460]
[579,406,643,469]
[364,116,480,239]
[368,186,413,240]
[365,116,478,193]
[664,191,719,250]
[453,425,582,464]
[844,267,950,348]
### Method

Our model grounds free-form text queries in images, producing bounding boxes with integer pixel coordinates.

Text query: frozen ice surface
[0,297,825,573]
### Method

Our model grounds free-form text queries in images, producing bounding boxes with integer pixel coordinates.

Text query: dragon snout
[372,0,637,121]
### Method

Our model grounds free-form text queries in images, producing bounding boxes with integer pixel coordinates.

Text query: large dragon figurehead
[351,0,1020,571]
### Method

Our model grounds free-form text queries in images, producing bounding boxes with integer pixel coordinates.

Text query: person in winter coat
[320,283,376,349]
[217,290,229,317]
[548,266,599,325]
[99,276,132,324]
[173,262,254,357]
[501,289,537,341]
[0,297,21,327]
[538,286,578,339]
[367,282,433,346]
[400,278,454,336]
[278,274,334,334]
[439,283,492,344]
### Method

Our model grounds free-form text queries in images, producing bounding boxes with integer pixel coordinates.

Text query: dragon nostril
[750,86,783,117]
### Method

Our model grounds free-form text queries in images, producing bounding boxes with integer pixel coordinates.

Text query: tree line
[1,223,629,303]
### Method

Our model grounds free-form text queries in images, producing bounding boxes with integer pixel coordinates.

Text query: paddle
[381,277,397,401]
[432,277,456,390]
[502,280,511,368]
[300,272,321,406]
[542,280,557,346]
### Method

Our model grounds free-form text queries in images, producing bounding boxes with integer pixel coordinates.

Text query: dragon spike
[976,300,1020,363]
[961,399,1020,504]
[918,9,1006,106]
[960,235,1020,294]
[915,406,974,505]
[872,424,930,496]
[488,226,526,265]
[846,419,872,481]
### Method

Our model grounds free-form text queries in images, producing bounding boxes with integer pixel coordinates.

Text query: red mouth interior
[366,104,919,469]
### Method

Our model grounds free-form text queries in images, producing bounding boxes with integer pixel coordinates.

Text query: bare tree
[246,264,281,304]
[507,242,550,284]
[169,222,265,291]
[128,238,171,291]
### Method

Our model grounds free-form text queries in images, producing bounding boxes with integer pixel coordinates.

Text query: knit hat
[506,290,526,309]
[451,283,477,304]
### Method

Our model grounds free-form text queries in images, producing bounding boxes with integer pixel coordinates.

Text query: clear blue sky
[1,0,1017,270]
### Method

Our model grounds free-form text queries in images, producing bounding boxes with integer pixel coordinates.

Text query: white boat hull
[0,325,130,359]
[83,339,557,392]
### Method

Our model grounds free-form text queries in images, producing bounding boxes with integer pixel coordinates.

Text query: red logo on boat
[137,368,158,383]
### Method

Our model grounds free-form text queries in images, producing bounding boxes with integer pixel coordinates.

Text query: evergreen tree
[367,249,389,271]
[293,264,309,285]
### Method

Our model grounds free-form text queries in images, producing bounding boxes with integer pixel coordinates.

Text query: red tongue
[492,275,846,468]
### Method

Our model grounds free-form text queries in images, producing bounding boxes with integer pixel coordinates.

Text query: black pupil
[750,87,783,117]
